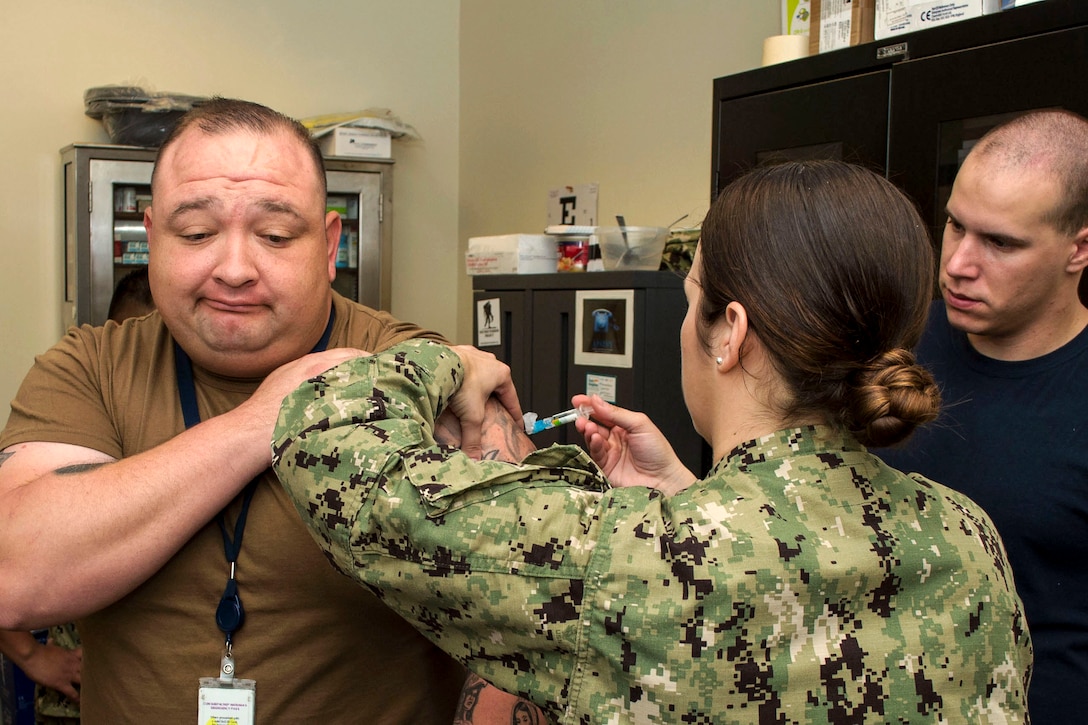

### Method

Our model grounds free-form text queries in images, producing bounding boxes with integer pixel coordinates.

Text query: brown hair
[107,267,154,322]
[697,160,938,447]
[971,109,1088,236]
[151,97,326,197]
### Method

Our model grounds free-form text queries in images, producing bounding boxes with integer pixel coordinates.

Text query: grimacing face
[144,126,341,378]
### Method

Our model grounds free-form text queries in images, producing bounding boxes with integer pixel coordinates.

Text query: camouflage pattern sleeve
[272,339,609,717]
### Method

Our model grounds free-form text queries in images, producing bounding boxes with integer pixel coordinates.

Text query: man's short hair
[150,97,327,197]
[108,267,154,322]
[972,110,1088,235]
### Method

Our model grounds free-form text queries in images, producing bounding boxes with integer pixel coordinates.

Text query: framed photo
[574,289,634,368]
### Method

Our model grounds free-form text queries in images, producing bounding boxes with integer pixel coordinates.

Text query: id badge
[198,677,256,725]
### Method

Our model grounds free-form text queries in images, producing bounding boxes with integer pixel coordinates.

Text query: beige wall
[457,0,778,341]
[0,1,775,429]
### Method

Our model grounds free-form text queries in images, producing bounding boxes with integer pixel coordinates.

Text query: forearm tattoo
[54,462,107,475]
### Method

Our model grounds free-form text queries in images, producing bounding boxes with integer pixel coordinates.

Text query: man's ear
[325,210,343,282]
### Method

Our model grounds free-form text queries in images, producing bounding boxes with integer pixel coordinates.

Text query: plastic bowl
[596,226,668,271]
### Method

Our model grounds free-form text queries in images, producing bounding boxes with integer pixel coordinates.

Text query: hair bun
[850,348,940,448]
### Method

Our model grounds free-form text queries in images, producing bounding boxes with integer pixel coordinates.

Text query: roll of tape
[762,34,810,66]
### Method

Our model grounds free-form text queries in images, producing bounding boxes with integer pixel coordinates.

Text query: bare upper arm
[0,442,115,493]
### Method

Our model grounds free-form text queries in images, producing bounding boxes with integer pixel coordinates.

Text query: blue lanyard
[174,308,336,648]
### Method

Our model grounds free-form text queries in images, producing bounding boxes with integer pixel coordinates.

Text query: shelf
[714,0,1088,101]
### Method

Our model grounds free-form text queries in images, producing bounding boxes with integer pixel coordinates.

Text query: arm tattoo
[452,673,486,724]
[54,462,107,475]
[0,451,12,469]
[435,398,537,463]
[479,398,535,464]
[452,672,548,725]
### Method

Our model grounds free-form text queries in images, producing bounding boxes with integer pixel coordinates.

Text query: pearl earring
[715,356,723,365]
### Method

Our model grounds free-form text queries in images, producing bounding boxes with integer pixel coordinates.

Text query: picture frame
[574,289,634,368]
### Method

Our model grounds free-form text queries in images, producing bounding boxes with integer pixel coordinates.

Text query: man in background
[877,109,1088,723]
[0,98,518,723]
[105,266,154,322]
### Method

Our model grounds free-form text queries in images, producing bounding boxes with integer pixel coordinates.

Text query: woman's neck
[708,390,788,464]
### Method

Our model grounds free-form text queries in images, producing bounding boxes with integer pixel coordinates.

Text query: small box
[465,234,558,275]
[875,0,985,40]
[318,127,392,159]
[810,0,876,54]
[782,0,812,35]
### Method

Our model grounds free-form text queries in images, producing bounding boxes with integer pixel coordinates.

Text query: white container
[465,234,558,275]
[318,127,392,158]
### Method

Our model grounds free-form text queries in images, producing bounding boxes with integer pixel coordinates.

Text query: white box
[875,0,985,39]
[318,127,392,158]
[465,234,558,275]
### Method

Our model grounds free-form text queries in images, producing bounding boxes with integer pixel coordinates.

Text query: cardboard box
[810,0,876,54]
[318,126,392,158]
[875,0,985,39]
[465,234,558,275]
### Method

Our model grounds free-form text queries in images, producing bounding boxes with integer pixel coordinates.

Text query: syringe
[522,404,592,435]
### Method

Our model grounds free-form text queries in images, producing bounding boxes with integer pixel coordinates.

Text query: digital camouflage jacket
[273,340,1032,724]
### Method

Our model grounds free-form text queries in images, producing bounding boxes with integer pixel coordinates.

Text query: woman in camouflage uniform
[272,161,1032,724]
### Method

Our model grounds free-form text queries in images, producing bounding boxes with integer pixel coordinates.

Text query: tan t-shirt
[0,293,465,723]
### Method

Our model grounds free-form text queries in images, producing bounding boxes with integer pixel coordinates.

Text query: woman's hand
[572,394,696,495]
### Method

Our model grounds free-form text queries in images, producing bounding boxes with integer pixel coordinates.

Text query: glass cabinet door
[326,167,389,312]
[69,156,155,327]
[93,159,153,305]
